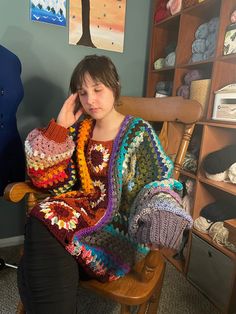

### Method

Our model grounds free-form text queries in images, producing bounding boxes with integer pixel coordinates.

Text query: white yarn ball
[228,162,236,184]
[205,170,228,181]
[194,216,212,233]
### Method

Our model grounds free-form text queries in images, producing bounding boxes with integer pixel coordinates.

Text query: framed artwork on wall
[30,0,67,27]
[69,0,127,53]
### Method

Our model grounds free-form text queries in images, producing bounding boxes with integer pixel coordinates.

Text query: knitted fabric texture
[154,0,170,23]
[189,17,219,63]
[202,145,236,175]
[200,200,236,222]
[25,115,180,282]
[193,216,213,233]
[228,162,236,184]
[208,222,236,253]
[205,170,228,182]
[182,179,195,215]
[194,218,236,253]
[166,0,182,15]
[129,187,193,250]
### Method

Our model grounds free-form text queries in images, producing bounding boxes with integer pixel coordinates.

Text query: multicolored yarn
[25,116,189,282]
[128,185,193,249]
[25,119,77,193]
[76,119,95,195]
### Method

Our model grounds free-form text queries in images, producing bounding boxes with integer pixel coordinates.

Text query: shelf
[198,120,236,128]
[182,0,221,18]
[198,175,236,196]
[180,169,196,179]
[193,229,236,260]
[147,1,236,311]
[177,59,214,69]
[152,66,175,72]
[154,13,180,28]
[218,54,236,64]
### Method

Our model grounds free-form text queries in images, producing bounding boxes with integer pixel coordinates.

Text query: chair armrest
[140,249,164,282]
[3,181,45,203]
[4,181,50,213]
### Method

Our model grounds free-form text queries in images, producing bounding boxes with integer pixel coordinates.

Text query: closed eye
[78,90,86,96]
[94,88,103,92]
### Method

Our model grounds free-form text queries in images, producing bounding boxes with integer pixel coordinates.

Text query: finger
[74,107,84,121]
[64,94,78,108]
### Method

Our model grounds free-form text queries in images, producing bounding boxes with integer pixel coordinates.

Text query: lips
[89,108,100,113]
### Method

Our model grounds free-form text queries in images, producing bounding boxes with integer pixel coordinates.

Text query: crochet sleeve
[25,119,77,195]
[121,119,192,249]
[128,185,193,250]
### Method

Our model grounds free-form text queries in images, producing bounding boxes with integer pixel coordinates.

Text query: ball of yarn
[166,0,182,15]
[184,69,203,85]
[177,85,190,99]
[205,170,228,182]
[195,22,208,39]
[192,39,206,54]
[191,53,204,63]
[202,145,236,174]
[165,51,176,67]
[228,162,236,184]
[154,58,165,70]
[231,10,236,24]
[193,216,212,233]
[208,17,219,34]
[208,222,229,246]
[200,200,236,222]
[185,179,195,195]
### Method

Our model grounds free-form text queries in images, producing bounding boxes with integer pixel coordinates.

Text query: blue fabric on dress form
[0,45,25,195]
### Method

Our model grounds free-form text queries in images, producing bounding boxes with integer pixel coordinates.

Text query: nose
[86,91,95,105]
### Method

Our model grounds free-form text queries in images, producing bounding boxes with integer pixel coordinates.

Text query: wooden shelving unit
[146,1,236,313]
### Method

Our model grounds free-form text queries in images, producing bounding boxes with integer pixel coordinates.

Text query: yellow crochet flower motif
[39,200,80,230]
[90,179,106,208]
[88,143,110,173]
[76,119,95,195]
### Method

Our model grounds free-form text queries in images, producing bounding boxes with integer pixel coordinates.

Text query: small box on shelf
[212,84,236,122]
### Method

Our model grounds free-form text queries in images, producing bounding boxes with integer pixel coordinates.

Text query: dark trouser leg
[17,217,79,314]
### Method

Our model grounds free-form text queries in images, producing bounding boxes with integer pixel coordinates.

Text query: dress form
[0,45,25,195]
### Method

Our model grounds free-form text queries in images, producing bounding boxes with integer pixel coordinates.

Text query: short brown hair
[70,55,121,103]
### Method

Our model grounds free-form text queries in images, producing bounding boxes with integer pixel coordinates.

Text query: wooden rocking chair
[4,96,202,314]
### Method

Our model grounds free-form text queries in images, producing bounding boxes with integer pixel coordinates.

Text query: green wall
[0,0,152,239]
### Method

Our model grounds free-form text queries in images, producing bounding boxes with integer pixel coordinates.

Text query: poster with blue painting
[30,0,67,27]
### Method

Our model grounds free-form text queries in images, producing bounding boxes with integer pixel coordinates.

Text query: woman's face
[78,72,116,121]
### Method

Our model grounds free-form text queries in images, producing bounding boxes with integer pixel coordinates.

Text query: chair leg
[146,283,163,314]
[16,300,25,314]
[137,301,149,314]
[120,304,131,314]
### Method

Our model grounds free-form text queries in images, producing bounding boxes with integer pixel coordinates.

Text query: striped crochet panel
[25,120,78,194]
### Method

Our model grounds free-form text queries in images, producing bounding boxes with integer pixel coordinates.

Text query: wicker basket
[190,79,211,115]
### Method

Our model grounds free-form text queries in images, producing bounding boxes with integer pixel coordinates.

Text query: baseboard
[0,235,24,248]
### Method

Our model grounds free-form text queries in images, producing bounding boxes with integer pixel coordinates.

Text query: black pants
[17,217,80,314]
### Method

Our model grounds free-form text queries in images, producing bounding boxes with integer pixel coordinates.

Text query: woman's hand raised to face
[56,94,84,129]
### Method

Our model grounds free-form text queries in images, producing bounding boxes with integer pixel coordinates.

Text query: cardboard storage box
[187,234,235,311]
[212,84,236,122]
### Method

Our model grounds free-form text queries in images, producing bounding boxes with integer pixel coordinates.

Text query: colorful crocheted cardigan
[25,115,191,282]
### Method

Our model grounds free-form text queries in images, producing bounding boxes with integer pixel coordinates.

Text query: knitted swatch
[129,188,193,250]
